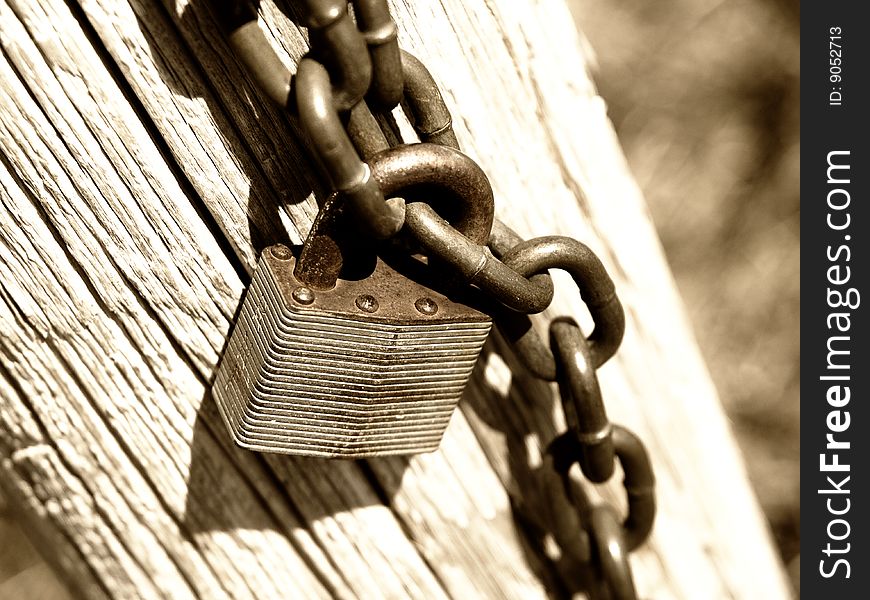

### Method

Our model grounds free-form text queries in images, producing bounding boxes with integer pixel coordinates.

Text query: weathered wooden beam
[0,0,790,598]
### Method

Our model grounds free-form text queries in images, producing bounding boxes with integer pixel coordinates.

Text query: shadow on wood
[462,335,620,599]
[131,0,319,261]
[180,287,416,532]
[182,395,411,530]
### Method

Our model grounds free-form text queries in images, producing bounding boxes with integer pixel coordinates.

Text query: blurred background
[568,0,800,593]
[0,0,799,597]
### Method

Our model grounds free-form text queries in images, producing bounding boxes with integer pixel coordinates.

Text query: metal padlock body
[213,245,491,457]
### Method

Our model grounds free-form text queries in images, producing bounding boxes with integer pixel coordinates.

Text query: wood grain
[0,0,790,598]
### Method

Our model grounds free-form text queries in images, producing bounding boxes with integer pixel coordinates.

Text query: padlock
[212,144,494,458]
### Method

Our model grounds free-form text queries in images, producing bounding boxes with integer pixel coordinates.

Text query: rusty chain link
[220,0,404,238]
[217,2,655,595]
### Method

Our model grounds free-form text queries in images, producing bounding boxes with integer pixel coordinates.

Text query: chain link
[497,236,626,368]
[550,425,657,553]
[587,505,640,600]
[550,317,615,483]
[217,2,656,595]
[220,1,404,238]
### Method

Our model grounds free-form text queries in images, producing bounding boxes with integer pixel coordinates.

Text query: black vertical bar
[801,2,868,596]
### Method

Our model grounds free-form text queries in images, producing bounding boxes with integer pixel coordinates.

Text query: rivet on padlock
[211,144,494,458]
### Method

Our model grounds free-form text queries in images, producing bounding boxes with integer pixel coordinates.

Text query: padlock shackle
[369,143,494,245]
[294,142,494,290]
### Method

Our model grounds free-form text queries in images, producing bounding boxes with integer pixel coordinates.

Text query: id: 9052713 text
[829,27,843,106]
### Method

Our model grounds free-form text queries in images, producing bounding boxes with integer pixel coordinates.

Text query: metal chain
[217,3,655,597]
[219,0,405,238]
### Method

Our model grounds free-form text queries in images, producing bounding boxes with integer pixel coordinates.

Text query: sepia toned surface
[0,0,792,597]
[569,0,800,592]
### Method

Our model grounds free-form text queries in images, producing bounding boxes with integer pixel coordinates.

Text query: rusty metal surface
[213,3,656,589]
[270,245,490,324]
[496,235,625,374]
[587,506,639,600]
[404,203,554,313]
[296,58,405,239]
[303,0,371,111]
[212,246,491,457]
[550,424,656,553]
[400,50,460,148]
[370,143,495,245]
[347,100,392,158]
[352,0,403,108]
[550,317,615,484]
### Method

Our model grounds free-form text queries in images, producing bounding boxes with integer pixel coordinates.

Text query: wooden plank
[0,1,542,597]
[0,0,791,598]
[0,81,331,596]
[80,0,319,272]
